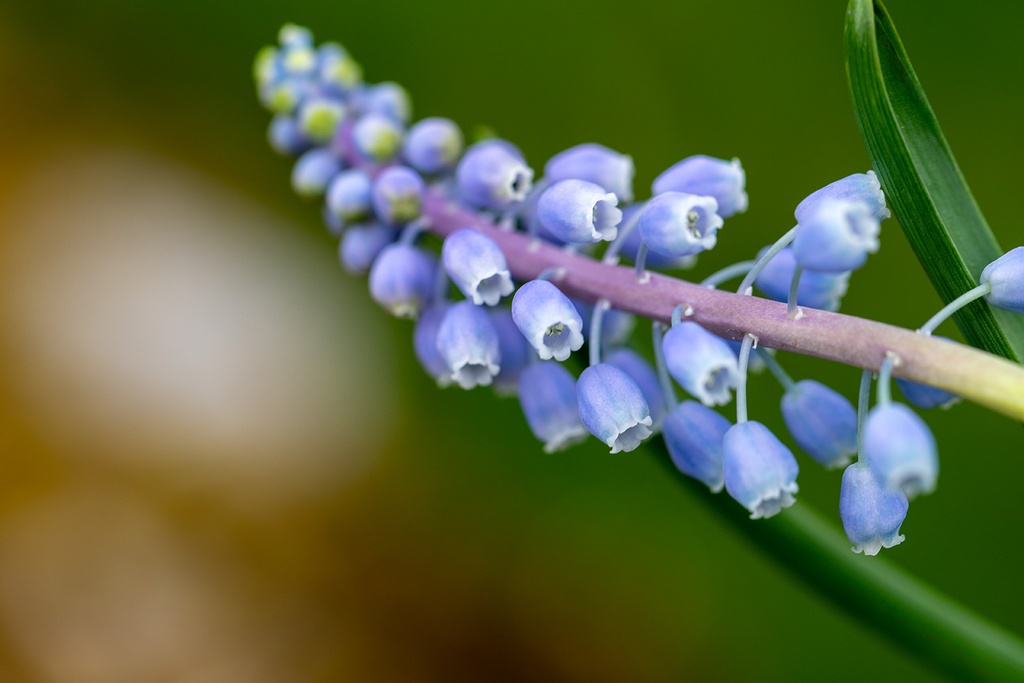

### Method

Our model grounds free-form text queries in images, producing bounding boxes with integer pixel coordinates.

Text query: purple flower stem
[425,189,1024,421]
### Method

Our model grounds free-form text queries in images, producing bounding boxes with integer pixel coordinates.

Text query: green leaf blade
[845,0,1024,361]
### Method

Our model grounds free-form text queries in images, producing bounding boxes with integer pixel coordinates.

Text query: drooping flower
[403,117,464,174]
[368,243,436,318]
[638,192,723,257]
[544,143,635,203]
[981,247,1024,314]
[511,280,584,361]
[435,301,501,389]
[663,401,731,492]
[456,139,534,210]
[662,322,739,406]
[605,348,666,430]
[864,403,938,499]
[840,463,909,556]
[576,363,653,453]
[339,223,398,274]
[780,380,858,469]
[754,246,849,311]
[652,155,748,218]
[441,229,514,306]
[792,198,880,273]
[518,362,588,452]
[537,179,622,243]
[371,165,424,225]
[722,421,799,519]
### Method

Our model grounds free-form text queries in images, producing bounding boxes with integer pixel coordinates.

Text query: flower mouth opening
[701,366,736,406]
[508,167,533,201]
[610,421,654,454]
[475,272,511,305]
[452,362,496,390]
[749,486,798,520]
[592,197,621,240]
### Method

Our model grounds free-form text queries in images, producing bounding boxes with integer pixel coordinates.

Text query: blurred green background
[0,0,1022,681]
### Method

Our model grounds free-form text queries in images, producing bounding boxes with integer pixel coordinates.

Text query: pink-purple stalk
[425,189,1024,421]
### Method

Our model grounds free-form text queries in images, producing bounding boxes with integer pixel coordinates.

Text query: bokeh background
[0,0,1022,681]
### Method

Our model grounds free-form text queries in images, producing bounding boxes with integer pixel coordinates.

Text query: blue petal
[441,229,514,306]
[518,362,588,452]
[840,463,908,556]
[537,179,621,243]
[722,421,799,519]
[490,309,532,395]
[754,247,849,311]
[638,192,723,258]
[338,223,398,274]
[865,403,938,499]
[781,380,858,468]
[351,113,404,164]
[981,247,1024,314]
[652,155,748,218]
[544,143,635,203]
[371,166,424,225]
[403,117,464,174]
[291,148,342,197]
[576,364,653,453]
[795,171,890,223]
[896,378,959,410]
[435,301,501,389]
[511,281,584,361]
[605,348,666,430]
[792,198,880,273]
[663,401,731,492]
[368,243,437,318]
[662,322,738,406]
[456,139,534,210]
[413,304,453,386]
[326,169,373,224]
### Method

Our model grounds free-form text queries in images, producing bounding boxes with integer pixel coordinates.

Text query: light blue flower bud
[359,81,412,124]
[662,322,739,406]
[413,304,452,387]
[339,224,398,274]
[896,378,959,410]
[781,380,857,469]
[278,23,313,49]
[511,280,584,361]
[638,192,723,258]
[723,421,799,519]
[663,401,731,492]
[268,115,308,156]
[981,247,1024,314]
[606,348,666,430]
[652,155,748,218]
[792,198,880,273]
[371,166,424,225]
[490,309,531,395]
[351,113,404,164]
[253,45,280,89]
[617,205,698,270]
[865,403,938,499]
[575,300,637,348]
[537,179,622,244]
[403,117,464,174]
[317,43,362,93]
[795,171,890,223]
[840,463,908,556]
[322,204,345,238]
[753,246,849,311]
[326,169,373,224]
[297,96,346,144]
[544,143,635,203]
[441,229,514,306]
[456,140,534,210]
[291,148,342,197]
[576,363,653,453]
[435,301,501,389]
[259,78,308,115]
[368,243,436,318]
[518,362,588,452]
